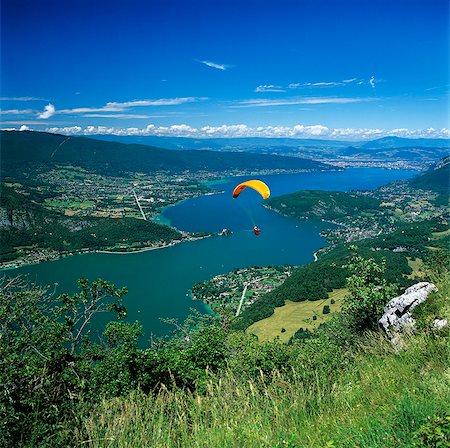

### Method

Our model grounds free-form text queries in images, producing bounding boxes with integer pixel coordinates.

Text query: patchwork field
[247,288,347,342]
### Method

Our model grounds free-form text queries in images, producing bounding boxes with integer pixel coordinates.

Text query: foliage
[413,414,450,447]
[323,305,330,314]
[343,255,397,333]
[266,189,381,220]
[0,277,128,447]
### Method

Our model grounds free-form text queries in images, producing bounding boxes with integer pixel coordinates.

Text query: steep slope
[409,155,450,195]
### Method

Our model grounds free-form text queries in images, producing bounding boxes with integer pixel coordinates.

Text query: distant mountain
[88,135,355,150]
[359,136,450,149]
[0,131,332,176]
[90,134,450,152]
[86,134,450,167]
[409,155,450,195]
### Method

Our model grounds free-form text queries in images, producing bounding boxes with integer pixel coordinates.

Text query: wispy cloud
[197,60,230,71]
[424,83,450,92]
[255,85,285,93]
[285,77,379,90]
[38,103,56,119]
[41,123,450,140]
[83,114,167,119]
[58,98,206,115]
[234,97,376,108]
[0,109,33,115]
[0,96,48,101]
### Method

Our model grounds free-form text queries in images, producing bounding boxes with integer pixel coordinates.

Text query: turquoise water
[5,168,418,344]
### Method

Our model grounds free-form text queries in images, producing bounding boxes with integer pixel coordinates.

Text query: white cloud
[369,75,376,89]
[83,114,161,119]
[19,125,30,131]
[58,98,206,115]
[287,78,376,89]
[235,97,375,107]
[197,60,229,71]
[0,96,48,101]
[0,109,33,114]
[38,103,56,119]
[255,85,285,93]
[43,123,450,140]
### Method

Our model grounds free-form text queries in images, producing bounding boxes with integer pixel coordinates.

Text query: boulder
[433,319,448,330]
[379,282,437,344]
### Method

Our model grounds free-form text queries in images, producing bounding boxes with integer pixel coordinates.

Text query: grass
[77,331,450,447]
[71,276,450,447]
[247,288,347,342]
[431,228,450,239]
[407,257,425,279]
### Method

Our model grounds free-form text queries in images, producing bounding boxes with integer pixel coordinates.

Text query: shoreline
[0,167,346,272]
[0,233,214,271]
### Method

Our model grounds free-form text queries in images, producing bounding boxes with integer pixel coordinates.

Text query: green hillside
[266,190,381,220]
[409,155,450,195]
[1,130,331,176]
[2,256,448,447]
[0,184,181,263]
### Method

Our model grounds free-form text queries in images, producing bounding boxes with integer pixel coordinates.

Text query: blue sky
[1,0,449,140]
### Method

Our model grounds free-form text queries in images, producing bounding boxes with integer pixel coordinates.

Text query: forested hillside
[1,131,331,176]
[409,155,450,196]
[265,190,380,220]
[0,184,181,263]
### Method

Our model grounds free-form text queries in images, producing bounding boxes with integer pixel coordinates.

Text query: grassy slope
[248,288,347,342]
[78,278,450,447]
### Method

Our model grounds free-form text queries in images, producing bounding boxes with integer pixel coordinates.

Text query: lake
[5,168,418,343]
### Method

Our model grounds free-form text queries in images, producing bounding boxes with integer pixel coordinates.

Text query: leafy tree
[343,255,397,333]
[323,305,330,314]
[0,276,128,447]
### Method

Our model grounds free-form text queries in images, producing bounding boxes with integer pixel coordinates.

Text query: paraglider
[232,179,270,200]
[232,179,270,235]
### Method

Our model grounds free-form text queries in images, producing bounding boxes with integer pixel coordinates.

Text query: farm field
[247,288,347,342]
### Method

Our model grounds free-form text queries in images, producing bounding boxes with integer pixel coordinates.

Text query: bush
[343,255,397,333]
[323,305,331,314]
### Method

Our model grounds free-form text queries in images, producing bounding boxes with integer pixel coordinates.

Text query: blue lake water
[5,168,418,343]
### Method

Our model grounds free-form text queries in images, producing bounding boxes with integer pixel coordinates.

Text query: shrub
[323,305,331,314]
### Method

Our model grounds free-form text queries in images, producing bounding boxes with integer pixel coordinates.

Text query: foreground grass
[248,288,347,342]
[77,329,449,447]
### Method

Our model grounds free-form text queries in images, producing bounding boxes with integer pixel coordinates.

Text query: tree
[0,276,128,447]
[323,305,330,314]
[343,255,397,333]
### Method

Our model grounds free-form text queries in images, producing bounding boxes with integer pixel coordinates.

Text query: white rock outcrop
[433,319,448,330]
[379,282,437,342]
